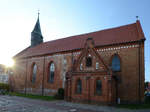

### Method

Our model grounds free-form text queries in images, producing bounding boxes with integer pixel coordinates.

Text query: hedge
[0,83,10,91]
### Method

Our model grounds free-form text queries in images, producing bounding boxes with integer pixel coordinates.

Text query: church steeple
[31,12,43,47]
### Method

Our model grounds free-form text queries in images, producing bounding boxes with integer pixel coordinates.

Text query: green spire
[31,12,43,47]
[32,12,42,35]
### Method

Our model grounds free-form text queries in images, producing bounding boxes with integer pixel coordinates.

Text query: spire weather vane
[38,9,40,17]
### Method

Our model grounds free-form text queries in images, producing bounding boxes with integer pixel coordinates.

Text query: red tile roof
[14,20,145,59]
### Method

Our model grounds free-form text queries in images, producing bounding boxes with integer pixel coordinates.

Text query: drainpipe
[115,74,118,104]
[70,76,72,101]
[42,56,46,96]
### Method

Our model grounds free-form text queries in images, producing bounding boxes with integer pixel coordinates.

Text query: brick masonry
[11,40,145,104]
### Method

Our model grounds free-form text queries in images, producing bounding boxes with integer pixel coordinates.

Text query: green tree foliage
[145,81,149,90]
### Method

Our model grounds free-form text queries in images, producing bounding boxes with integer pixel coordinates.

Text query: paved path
[0,95,149,112]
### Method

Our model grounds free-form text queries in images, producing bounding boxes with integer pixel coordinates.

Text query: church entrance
[65,72,116,104]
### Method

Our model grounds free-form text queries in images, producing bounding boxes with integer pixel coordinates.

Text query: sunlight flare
[2,58,14,67]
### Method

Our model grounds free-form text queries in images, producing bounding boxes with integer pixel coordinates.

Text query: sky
[0,0,149,81]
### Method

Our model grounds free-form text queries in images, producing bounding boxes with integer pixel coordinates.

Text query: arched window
[96,62,99,69]
[48,62,55,83]
[86,57,92,67]
[111,54,121,72]
[76,79,82,94]
[32,64,37,83]
[96,79,102,95]
[80,63,83,70]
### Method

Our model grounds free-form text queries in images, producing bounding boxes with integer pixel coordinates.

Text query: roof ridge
[42,22,137,45]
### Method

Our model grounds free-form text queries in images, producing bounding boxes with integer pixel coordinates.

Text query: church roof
[14,20,145,59]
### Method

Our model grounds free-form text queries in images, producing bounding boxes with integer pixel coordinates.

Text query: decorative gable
[73,38,109,72]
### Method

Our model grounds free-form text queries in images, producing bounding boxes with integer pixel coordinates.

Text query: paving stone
[0,95,150,112]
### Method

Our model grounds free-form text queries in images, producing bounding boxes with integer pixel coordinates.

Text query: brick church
[11,15,145,104]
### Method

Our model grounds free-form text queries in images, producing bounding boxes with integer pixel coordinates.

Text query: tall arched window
[76,79,82,94]
[48,62,55,83]
[32,64,37,83]
[96,79,102,95]
[111,54,121,72]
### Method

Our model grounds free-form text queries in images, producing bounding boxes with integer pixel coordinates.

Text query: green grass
[7,92,56,101]
[116,103,150,109]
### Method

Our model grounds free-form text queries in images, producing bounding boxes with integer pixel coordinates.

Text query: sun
[3,58,15,67]
[0,55,15,68]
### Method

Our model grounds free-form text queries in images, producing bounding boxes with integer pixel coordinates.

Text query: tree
[145,81,149,91]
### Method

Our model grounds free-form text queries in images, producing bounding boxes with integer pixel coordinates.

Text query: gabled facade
[11,19,145,104]
[65,38,115,104]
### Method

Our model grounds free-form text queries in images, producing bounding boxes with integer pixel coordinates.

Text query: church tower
[31,13,43,47]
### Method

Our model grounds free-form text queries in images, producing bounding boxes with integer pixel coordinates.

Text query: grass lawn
[116,103,150,109]
[7,92,56,101]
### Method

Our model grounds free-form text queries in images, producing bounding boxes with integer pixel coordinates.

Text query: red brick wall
[12,41,145,103]
[69,74,114,104]
[96,42,145,103]
[12,59,26,93]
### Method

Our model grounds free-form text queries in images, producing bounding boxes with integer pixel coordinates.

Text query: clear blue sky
[0,0,149,81]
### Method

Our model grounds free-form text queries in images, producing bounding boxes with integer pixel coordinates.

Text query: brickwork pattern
[12,42,145,104]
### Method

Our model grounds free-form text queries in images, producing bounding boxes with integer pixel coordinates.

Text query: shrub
[0,83,10,94]
[54,88,64,99]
